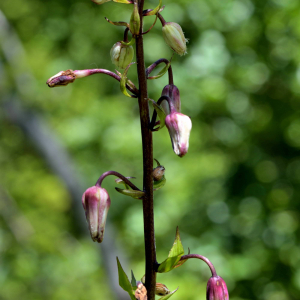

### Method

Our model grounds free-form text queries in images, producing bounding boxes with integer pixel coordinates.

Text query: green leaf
[149,98,166,130]
[116,257,136,300]
[113,0,133,4]
[120,63,136,98]
[153,175,166,191]
[115,177,136,190]
[147,0,162,16]
[157,227,184,273]
[174,247,190,269]
[157,287,179,300]
[105,17,129,27]
[115,187,144,199]
[131,270,137,288]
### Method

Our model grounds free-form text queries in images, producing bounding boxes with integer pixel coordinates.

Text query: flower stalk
[136,0,157,299]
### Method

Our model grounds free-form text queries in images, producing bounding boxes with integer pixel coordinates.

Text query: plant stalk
[136,0,156,299]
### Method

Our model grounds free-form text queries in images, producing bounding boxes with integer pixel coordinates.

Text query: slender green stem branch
[136,0,157,299]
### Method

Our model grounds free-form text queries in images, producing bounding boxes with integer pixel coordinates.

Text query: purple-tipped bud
[82,186,111,243]
[207,276,229,300]
[162,22,187,56]
[161,84,181,115]
[165,112,192,157]
[46,69,76,87]
[110,42,134,69]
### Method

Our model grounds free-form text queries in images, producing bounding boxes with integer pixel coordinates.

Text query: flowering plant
[47,1,229,299]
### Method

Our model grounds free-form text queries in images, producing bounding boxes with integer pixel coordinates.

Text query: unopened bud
[129,2,140,36]
[162,22,187,56]
[153,166,165,181]
[155,282,170,296]
[135,281,147,300]
[207,276,229,300]
[46,69,76,87]
[110,42,134,69]
[161,84,181,115]
[91,0,111,4]
[82,186,111,243]
[165,112,192,157]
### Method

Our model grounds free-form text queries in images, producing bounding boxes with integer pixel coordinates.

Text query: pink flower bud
[162,22,187,56]
[82,186,111,243]
[207,276,229,300]
[165,112,192,157]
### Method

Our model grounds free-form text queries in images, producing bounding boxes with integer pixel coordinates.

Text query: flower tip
[207,276,229,300]
[46,70,76,87]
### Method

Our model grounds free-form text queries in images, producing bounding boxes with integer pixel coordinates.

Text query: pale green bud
[110,42,134,69]
[129,2,140,36]
[162,22,187,56]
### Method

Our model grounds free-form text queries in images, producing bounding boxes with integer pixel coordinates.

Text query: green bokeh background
[1,0,300,299]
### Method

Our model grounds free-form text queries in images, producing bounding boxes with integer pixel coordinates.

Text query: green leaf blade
[116,257,136,300]
[157,227,184,273]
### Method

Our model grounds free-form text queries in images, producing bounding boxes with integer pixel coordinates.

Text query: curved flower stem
[123,27,130,43]
[96,171,141,191]
[74,69,139,96]
[179,254,217,277]
[146,58,174,85]
[157,13,166,26]
[47,68,139,96]
[136,0,157,299]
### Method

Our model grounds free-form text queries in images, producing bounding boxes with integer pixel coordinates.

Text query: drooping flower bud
[207,276,229,300]
[46,69,76,87]
[82,186,111,243]
[91,0,111,4]
[162,22,187,56]
[165,112,192,157]
[110,42,134,69]
[161,84,181,115]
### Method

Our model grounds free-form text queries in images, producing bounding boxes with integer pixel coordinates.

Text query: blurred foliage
[1,0,300,299]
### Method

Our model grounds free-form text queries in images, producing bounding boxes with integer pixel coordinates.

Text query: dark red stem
[179,254,217,277]
[136,0,156,299]
[96,171,141,191]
